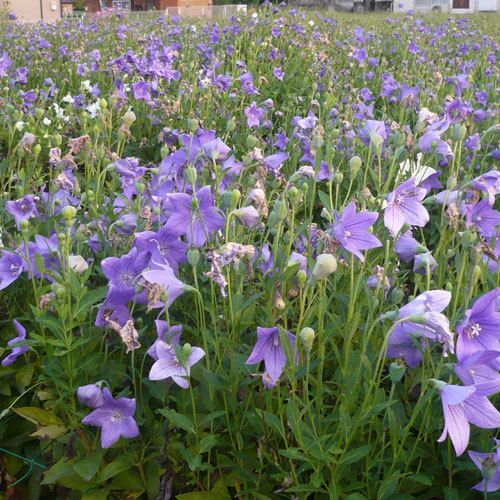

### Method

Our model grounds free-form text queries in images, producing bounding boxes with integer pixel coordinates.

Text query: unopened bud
[299,327,315,352]
[187,248,200,267]
[297,269,307,289]
[312,254,337,281]
[187,118,199,133]
[349,155,362,173]
[135,182,146,195]
[186,166,197,185]
[62,205,76,221]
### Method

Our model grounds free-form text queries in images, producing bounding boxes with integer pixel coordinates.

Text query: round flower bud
[453,124,466,142]
[19,219,29,232]
[299,327,315,352]
[187,118,199,133]
[390,288,405,304]
[55,286,66,300]
[473,264,482,281]
[161,292,169,304]
[187,248,200,267]
[77,384,103,409]
[33,144,41,156]
[161,146,169,159]
[135,182,146,195]
[226,120,236,132]
[182,343,192,358]
[349,155,362,173]
[312,254,337,281]
[98,98,108,111]
[297,269,307,289]
[277,200,288,221]
[481,454,498,481]
[62,205,77,221]
[35,108,44,120]
[446,176,457,190]
[186,166,197,185]
[246,135,259,149]
[389,362,405,383]
[231,188,241,207]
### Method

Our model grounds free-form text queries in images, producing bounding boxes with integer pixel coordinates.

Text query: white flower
[62,94,74,104]
[87,102,101,119]
[15,121,25,131]
[312,254,337,281]
[68,255,89,274]
[309,20,314,26]
[43,118,52,126]
[398,153,437,186]
[80,80,92,92]
[252,12,258,18]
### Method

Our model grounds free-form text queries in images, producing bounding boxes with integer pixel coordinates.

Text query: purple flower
[413,251,437,276]
[332,202,382,262]
[0,52,13,77]
[359,120,387,148]
[2,320,29,367]
[141,262,186,308]
[387,291,453,367]
[5,195,39,228]
[455,350,500,396]
[131,81,151,101]
[148,320,182,361]
[149,341,205,388]
[233,206,260,228]
[81,387,139,449]
[95,285,135,328]
[246,327,297,383]
[77,384,104,409]
[244,101,265,129]
[465,199,500,237]
[165,186,225,247]
[101,248,150,290]
[456,288,500,361]
[0,251,26,290]
[437,383,500,456]
[273,67,284,81]
[274,132,289,150]
[395,231,419,262]
[469,440,500,492]
[134,227,188,274]
[472,171,500,205]
[384,177,429,236]
[202,138,231,161]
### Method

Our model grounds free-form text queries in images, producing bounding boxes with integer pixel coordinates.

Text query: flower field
[1,5,500,498]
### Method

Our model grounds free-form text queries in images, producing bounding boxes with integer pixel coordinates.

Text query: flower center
[465,322,481,339]
[120,272,135,285]
[111,410,123,423]
[395,194,405,205]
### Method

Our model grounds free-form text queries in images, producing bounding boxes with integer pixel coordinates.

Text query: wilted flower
[2,320,29,367]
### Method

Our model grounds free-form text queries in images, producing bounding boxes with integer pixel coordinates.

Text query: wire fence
[62,4,247,21]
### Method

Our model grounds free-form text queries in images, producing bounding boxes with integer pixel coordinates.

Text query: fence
[63,4,247,21]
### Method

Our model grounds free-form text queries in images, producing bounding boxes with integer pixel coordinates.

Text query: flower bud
[333,172,344,184]
[86,189,95,202]
[187,118,199,133]
[299,327,315,352]
[182,343,192,358]
[135,182,146,195]
[35,108,44,120]
[62,205,76,221]
[68,255,89,274]
[161,146,169,159]
[446,176,457,190]
[19,219,29,232]
[186,166,197,185]
[389,362,405,383]
[274,291,286,311]
[390,288,405,304]
[33,143,41,156]
[453,124,466,142]
[231,188,241,207]
[277,200,288,221]
[461,230,476,248]
[312,254,337,281]
[161,291,169,304]
[297,269,307,289]
[226,120,236,132]
[246,135,259,149]
[481,454,498,481]
[349,155,362,173]
[473,264,482,281]
[187,248,200,267]
[77,384,103,409]
[98,98,108,111]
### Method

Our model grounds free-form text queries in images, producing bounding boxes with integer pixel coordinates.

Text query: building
[1,0,63,21]
[62,0,76,14]
[85,0,213,14]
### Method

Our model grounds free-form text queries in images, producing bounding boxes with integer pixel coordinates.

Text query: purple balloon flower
[81,387,139,449]
[0,251,26,290]
[244,101,265,129]
[101,248,150,290]
[456,288,500,361]
[77,384,104,409]
[246,327,297,383]
[131,81,151,101]
[149,341,205,388]
[332,202,382,262]
[384,177,429,236]
[465,199,500,237]
[2,320,29,367]
[437,383,500,457]
[469,440,500,492]
[5,195,39,228]
[165,186,225,247]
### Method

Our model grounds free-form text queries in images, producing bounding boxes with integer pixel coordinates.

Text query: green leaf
[339,445,371,465]
[74,286,108,318]
[109,470,144,491]
[42,458,76,484]
[82,490,108,500]
[408,473,432,486]
[279,448,306,461]
[345,494,368,500]
[30,425,67,439]
[199,434,218,454]
[14,406,64,427]
[180,448,202,472]
[73,449,105,481]
[157,409,195,433]
[98,456,133,482]
[15,363,35,392]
